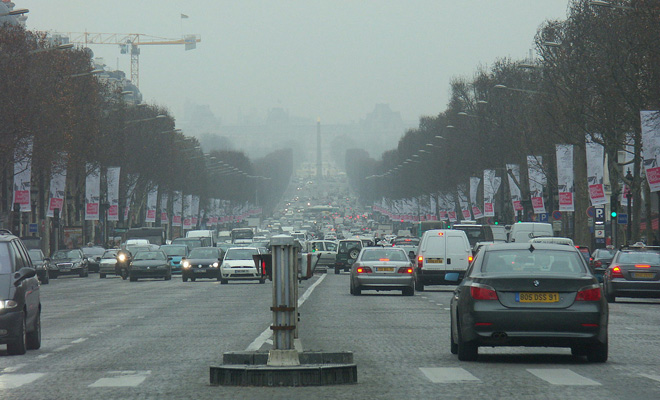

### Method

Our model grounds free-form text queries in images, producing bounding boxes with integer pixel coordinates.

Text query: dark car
[603,245,660,302]
[0,231,42,355]
[450,243,608,362]
[116,245,153,280]
[49,249,89,278]
[27,249,49,284]
[181,247,224,282]
[128,250,172,282]
[335,239,362,274]
[81,246,105,273]
[590,248,616,282]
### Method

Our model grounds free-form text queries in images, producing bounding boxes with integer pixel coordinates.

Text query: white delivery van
[416,229,472,291]
[508,222,553,243]
[186,230,216,247]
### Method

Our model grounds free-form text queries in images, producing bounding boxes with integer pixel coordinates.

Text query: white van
[416,229,472,290]
[186,230,216,247]
[508,222,553,243]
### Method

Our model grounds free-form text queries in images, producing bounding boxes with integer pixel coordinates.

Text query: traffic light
[494,221,499,225]
[610,195,618,218]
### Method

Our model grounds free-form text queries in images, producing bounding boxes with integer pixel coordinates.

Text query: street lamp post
[626,169,633,244]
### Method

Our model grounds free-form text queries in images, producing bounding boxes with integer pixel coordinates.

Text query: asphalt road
[1,271,660,399]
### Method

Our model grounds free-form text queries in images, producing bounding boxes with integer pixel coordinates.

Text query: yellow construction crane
[52,32,202,88]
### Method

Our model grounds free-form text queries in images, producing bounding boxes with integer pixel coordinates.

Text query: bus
[125,227,166,245]
[230,228,254,244]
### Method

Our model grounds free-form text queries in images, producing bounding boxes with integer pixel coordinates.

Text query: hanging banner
[85,164,100,221]
[47,161,67,218]
[469,177,483,219]
[172,191,182,226]
[586,136,607,205]
[161,193,169,224]
[124,174,138,220]
[555,145,575,212]
[183,194,192,229]
[13,138,33,212]
[527,155,546,214]
[483,170,496,217]
[105,167,120,221]
[191,195,200,227]
[641,111,660,192]
[506,164,523,212]
[145,185,158,223]
[457,188,471,220]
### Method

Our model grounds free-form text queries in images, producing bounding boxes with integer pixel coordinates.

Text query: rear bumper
[418,269,465,285]
[355,275,414,289]
[608,279,660,297]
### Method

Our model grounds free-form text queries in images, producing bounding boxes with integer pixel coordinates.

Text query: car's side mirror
[167,257,173,261]
[14,267,36,286]
[445,272,460,282]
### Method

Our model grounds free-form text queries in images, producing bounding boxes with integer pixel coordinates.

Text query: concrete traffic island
[209,235,357,387]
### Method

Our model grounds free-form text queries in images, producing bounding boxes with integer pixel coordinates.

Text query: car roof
[482,243,579,252]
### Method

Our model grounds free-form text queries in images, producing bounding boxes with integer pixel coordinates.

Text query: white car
[219,247,264,284]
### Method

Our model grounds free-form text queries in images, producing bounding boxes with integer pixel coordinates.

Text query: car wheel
[100,273,106,279]
[130,276,138,282]
[352,285,361,296]
[587,341,608,363]
[220,279,228,284]
[41,274,49,285]
[450,313,458,355]
[334,266,341,274]
[457,319,478,361]
[415,279,425,292]
[7,312,27,355]
[26,310,41,350]
[183,276,188,282]
[604,284,616,303]
[402,287,414,296]
[191,277,196,282]
[571,345,588,357]
[49,272,58,279]
[258,278,266,284]
[165,273,172,281]
[350,283,355,295]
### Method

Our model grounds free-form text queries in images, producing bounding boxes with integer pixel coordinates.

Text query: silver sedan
[350,247,415,296]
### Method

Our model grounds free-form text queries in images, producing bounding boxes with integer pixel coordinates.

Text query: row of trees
[347,0,660,246]
[1,24,291,240]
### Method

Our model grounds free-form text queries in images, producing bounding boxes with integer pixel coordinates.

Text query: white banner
[47,161,66,218]
[506,164,523,212]
[85,164,100,221]
[183,194,192,229]
[527,155,546,214]
[145,185,158,223]
[106,167,120,221]
[556,145,575,212]
[13,138,32,212]
[172,191,182,227]
[586,136,607,205]
[483,170,496,217]
[640,111,660,192]
[161,193,169,224]
[457,188,471,220]
[469,177,483,219]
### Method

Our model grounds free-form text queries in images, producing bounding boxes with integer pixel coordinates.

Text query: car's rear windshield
[360,249,408,262]
[28,249,43,261]
[189,248,220,259]
[338,241,361,252]
[481,249,587,275]
[225,248,259,260]
[618,251,660,265]
[394,238,419,246]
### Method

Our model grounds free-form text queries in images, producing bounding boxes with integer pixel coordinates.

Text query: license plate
[60,268,70,271]
[634,272,654,279]
[236,270,247,274]
[376,267,395,272]
[516,292,559,303]
[195,268,206,273]
[427,258,443,264]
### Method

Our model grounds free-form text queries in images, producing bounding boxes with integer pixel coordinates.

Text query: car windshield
[481,250,587,275]
[161,246,187,256]
[189,248,220,259]
[225,248,259,260]
[339,241,361,252]
[594,249,616,259]
[28,249,43,261]
[394,238,419,246]
[102,251,118,259]
[360,249,408,262]
[133,251,166,261]
[618,251,660,265]
[52,250,81,260]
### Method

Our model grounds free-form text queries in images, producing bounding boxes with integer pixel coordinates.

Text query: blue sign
[618,213,629,225]
[28,223,38,233]
[538,213,549,222]
[552,211,562,220]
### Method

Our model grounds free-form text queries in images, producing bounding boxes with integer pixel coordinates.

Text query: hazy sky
[20,1,570,125]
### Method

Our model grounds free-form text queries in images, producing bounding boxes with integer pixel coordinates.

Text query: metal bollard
[268,235,300,366]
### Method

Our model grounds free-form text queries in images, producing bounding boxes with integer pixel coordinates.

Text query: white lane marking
[36,354,51,359]
[422,296,428,299]
[245,274,327,352]
[420,367,480,383]
[54,345,72,352]
[71,338,88,344]
[2,364,26,373]
[0,373,45,389]
[527,369,600,386]
[640,373,660,383]
[88,370,151,387]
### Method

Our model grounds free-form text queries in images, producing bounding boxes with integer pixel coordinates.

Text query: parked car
[0,230,42,355]
[181,247,224,282]
[219,247,264,284]
[98,250,119,278]
[128,250,172,282]
[160,244,189,274]
[416,229,472,291]
[590,248,616,282]
[603,245,660,302]
[49,249,89,278]
[335,239,363,274]
[350,247,415,296]
[81,246,105,273]
[450,243,608,362]
[27,249,49,284]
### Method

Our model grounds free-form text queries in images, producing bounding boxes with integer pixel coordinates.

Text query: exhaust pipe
[491,332,508,340]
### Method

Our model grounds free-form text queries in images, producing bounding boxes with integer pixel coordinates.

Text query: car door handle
[447,258,451,265]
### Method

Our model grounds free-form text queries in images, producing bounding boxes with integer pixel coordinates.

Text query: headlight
[118,254,126,262]
[182,261,190,268]
[0,300,18,310]
[212,262,219,268]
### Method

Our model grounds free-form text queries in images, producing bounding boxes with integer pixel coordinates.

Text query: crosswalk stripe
[0,373,45,389]
[420,367,480,383]
[88,370,151,388]
[527,368,600,386]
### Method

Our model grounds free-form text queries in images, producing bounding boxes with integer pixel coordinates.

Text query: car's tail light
[356,266,372,274]
[576,285,602,301]
[635,264,651,268]
[468,255,474,263]
[379,258,390,262]
[418,255,423,269]
[470,284,498,300]
[594,260,602,268]
[397,267,414,274]
[611,265,624,279]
